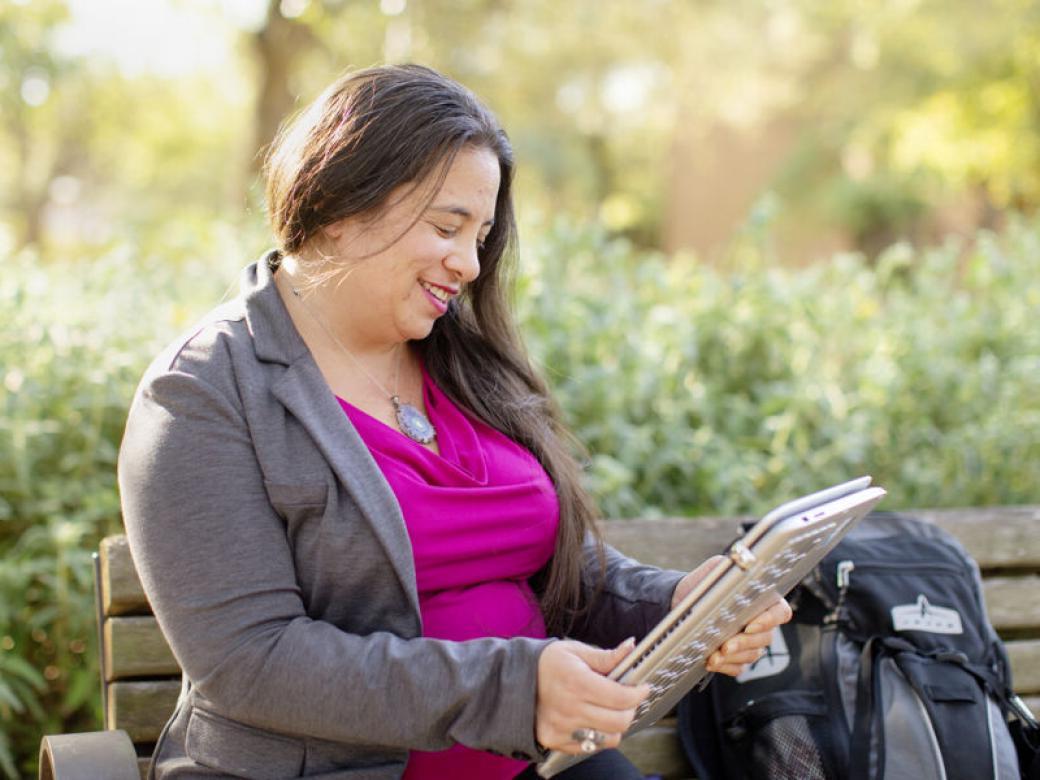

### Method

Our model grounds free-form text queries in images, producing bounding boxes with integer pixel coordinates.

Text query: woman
[118,64,790,779]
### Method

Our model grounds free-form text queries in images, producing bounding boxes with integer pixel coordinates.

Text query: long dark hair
[264,64,602,634]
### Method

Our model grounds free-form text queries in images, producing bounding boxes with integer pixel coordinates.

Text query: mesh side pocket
[748,715,829,780]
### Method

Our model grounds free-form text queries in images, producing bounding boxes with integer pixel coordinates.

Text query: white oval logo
[891,595,964,635]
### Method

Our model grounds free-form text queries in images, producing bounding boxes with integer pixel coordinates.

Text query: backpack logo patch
[891,594,964,635]
[736,628,790,683]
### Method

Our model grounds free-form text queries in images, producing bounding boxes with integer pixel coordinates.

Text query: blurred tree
[0,1,259,258]
[277,0,691,244]
[0,1,74,251]
[767,0,1040,256]
[1,0,1038,258]
[273,0,1040,255]
[251,0,322,171]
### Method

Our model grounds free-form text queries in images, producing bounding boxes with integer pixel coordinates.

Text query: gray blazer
[118,253,684,779]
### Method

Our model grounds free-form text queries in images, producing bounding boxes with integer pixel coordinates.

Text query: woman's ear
[322,218,347,241]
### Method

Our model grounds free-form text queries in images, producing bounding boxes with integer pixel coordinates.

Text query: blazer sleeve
[118,357,550,760]
[570,536,686,649]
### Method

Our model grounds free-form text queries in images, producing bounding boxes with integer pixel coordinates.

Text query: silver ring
[571,728,605,754]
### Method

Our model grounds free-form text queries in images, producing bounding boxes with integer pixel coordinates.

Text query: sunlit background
[2,1,1039,775]
[8,0,1039,260]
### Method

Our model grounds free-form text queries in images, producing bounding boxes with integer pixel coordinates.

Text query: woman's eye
[434,225,458,238]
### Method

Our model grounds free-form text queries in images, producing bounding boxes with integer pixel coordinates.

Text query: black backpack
[678,512,1040,780]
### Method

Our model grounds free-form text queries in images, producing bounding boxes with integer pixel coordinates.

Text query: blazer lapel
[272,359,421,617]
[244,252,420,617]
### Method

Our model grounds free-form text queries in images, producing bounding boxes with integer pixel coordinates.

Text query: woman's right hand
[534,638,650,754]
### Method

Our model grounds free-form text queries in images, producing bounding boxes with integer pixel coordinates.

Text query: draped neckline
[335,364,489,485]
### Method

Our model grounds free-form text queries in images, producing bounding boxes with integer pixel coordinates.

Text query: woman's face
[320,146,501,351]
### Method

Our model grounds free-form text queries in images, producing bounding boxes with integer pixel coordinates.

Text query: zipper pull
[836,560,855,589]
[824,560,855,625]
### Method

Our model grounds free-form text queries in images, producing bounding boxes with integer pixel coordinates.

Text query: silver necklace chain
[289,285,437,444]
[290,286,401,399]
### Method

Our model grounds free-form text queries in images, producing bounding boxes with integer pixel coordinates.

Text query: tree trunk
[250,0,318,174]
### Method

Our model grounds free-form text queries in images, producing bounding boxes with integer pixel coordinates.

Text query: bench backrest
[95,537,180,778]
[97,506,1040,778]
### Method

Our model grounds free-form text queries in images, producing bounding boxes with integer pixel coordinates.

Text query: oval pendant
[393,399,436,444]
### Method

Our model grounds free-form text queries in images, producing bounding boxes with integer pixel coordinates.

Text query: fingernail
[746,622,762,632]
[724,640,737,653]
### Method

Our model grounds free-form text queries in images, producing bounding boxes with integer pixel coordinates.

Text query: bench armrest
[39,730,140,780]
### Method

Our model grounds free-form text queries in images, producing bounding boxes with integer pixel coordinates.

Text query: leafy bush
[1,217,1038,775]
[518,216,1040,518]
[0,235,243,777]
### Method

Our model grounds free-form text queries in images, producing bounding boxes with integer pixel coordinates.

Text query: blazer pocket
[185,706,305,779]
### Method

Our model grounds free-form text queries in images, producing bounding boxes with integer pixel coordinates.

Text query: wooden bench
[39,506,1040,779]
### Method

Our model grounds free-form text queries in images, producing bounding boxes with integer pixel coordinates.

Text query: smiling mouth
[419,280,455,303]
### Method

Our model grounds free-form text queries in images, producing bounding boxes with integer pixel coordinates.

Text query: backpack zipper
[837,560,855,589]
[825,559,969,627]
[840,560,964,576]
[826,560,856,625]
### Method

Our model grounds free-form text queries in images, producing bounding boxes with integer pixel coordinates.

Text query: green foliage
[518,216,1040,518]
[0,242,240,778]
[2,219,1039,773]
[822,173,927,251]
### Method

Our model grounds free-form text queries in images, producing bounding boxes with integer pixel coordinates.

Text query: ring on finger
[571,727,606,754]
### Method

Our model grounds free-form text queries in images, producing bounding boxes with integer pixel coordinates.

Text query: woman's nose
[446,243,481,283]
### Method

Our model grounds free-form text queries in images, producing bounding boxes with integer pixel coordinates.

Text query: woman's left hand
[670,555,793,678]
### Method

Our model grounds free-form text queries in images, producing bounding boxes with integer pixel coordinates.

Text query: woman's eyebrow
[428,204,495,227]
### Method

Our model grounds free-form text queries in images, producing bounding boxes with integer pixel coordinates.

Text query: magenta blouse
[337,367,560,780]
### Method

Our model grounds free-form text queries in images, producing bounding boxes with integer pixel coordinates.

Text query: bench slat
[1008,640,1040,694]
[95,630,1040,702]
[601,517,739,573]
[985,577,1040,635]
[601,506,1040,574]
[108,680,180,744]
[101,536,150,617]
[918,506,1040,572]
[104,617,180,681]
[105,506,1040,621]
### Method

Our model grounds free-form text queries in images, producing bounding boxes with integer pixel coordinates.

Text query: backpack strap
[908,640,1023,720]
[847,635,949,780]
[848,637,886,780]
[893,649,998,780]
[819,624,851,774]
